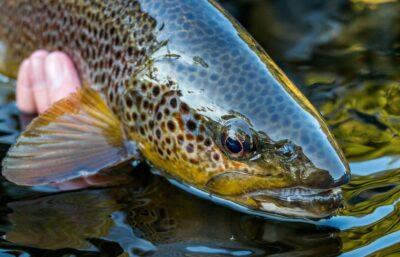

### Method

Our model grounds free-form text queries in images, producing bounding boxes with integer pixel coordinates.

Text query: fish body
[0,0,350,218]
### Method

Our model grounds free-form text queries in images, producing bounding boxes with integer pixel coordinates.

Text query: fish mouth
[240,187,343,219]
[206,169,344,219]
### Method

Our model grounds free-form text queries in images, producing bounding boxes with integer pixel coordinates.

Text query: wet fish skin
[0,0,350,218]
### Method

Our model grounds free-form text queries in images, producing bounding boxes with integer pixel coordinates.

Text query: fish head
[140,66,350,219]
[138,0,350,219]
[188,58,351,219]
[202,110,350,219]
[141,55,350,220]
[146,58,350,219]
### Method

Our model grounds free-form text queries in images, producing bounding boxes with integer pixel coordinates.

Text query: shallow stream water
[0,0,399,256]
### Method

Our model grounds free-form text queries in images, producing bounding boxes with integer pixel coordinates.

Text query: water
[0,0,399,256]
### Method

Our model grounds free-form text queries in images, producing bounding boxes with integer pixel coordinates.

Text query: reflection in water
[3,173,341,257]
[0,0,399,256]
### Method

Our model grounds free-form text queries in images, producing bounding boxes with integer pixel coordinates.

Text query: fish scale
[0,0,350,218]
[0,0,157,107]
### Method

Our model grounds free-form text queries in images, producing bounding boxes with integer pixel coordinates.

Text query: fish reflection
[4,172,341,257]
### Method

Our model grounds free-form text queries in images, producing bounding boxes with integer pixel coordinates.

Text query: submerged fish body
[0,0,350,218]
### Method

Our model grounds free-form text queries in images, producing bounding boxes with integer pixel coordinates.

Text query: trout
[0,0,350,218]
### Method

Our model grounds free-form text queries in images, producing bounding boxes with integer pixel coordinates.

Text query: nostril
[277,141,298,160]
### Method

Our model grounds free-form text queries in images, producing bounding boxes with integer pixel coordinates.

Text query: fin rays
[2,88,135,186]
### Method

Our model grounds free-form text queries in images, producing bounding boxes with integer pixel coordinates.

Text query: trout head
[131,0,350,219]
[135,60,350,219]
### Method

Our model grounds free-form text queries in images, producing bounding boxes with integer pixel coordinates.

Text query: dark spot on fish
[293,122,301,129]
[139,126,145,136]
[180,102,190,114]
[156,129,162,140]
[186,144,194,153]
[143,100,149,109]
[301,135,310,145]
[186,134,195,141]
[125,112,131,121]
[199,125,206,132]
[177,134,185,145]
[109,91,115,103]
[135,95,142,109]
[170,98,177,108]
[181,153,188,162]
[152,86,160,97]
[126,98,133,108]
[190,158,199,164]
[114,65,121,77]
[210,73,219,81]
[167,121,176,132]
[197,135,204,142]
[127,46,134,56]
[275,95,284,102]
[213,153,220,161]
[160,97,166,105]
[204,138,212,147]
[270,114,279,123]
[186,120,197,131]
[224,94,232,101]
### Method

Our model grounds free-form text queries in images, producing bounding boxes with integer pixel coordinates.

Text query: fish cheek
[120,83,227,185]
[157,114,228,185]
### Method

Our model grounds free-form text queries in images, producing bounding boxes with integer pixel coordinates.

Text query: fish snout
[302,168,350,189]
[274,138,351,190]
[293,126,351,190]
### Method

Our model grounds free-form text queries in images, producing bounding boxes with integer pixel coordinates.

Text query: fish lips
[245,187,343,219]
[206,170,343,219]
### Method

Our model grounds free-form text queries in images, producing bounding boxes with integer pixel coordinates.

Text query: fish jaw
[238,187,343,219]
[203,170,344,219]
[201,134,349,219]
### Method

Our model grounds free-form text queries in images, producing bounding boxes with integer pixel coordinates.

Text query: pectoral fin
[2,88,139,186]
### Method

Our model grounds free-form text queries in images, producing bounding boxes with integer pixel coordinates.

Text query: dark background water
[0,0,399,256]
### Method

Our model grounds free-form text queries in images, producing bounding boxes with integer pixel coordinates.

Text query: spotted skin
[0,0,350,217]
[120,80,237,185]
[0,0,158,113]
[139,1,348,179]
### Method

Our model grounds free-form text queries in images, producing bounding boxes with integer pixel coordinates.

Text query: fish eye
[220,118,256,159]
[225,136,243,154]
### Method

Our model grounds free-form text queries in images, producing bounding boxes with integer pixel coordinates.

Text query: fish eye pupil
[225,137,243,154]
[220,118,257,158]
